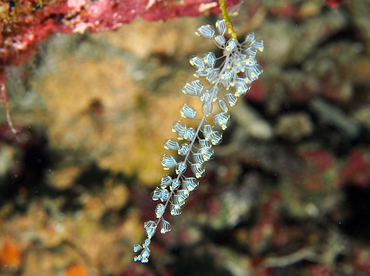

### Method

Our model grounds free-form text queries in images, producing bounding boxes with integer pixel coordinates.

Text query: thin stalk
[219,0,237,39]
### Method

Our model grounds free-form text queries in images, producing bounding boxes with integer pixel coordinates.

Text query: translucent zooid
[134,19,264,263]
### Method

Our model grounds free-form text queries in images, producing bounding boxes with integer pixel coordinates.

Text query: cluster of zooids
[133,12,264,264]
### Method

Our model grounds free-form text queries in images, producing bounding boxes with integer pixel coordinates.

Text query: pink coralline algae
[0,0,240,69]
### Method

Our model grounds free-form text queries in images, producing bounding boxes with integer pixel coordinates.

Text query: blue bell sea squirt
[133,18,264,263]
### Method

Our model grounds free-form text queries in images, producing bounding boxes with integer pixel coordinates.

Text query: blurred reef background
[0,0,370,275]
